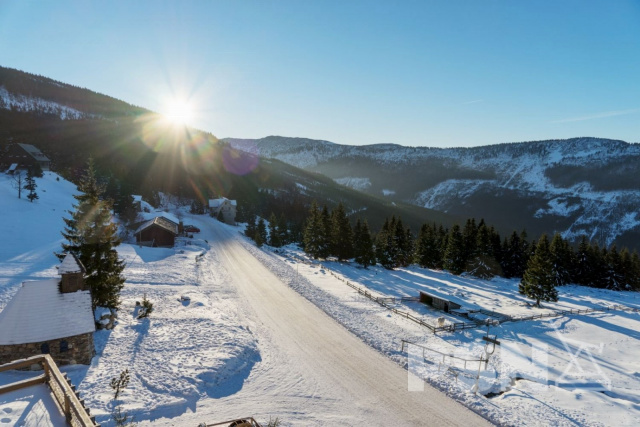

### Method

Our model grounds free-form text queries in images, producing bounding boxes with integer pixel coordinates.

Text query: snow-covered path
[156,219,492,426]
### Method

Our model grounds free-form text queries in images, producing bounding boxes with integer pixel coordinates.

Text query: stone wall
[0,332,94,366]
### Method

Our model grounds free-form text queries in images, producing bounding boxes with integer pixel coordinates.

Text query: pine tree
[58,158,125,310]
[303,201,323,258]
[415,224,441,269]
[268,212,281,247]
[549,233,572,287]
[330,203,354,261]
[393,218,412,267]
[375,217,398,269]
[318,205,332,259]
[467,223,500,278]
[24,168,39,202]
[255,218,267,247]
[353,219,376,268]
[443,224,465,275]
[462,218,478,266]
[245,214,257,240]
[603,245,624,290]
[573,236,592,286]
[519,234,558,307]
[277,213,289,246]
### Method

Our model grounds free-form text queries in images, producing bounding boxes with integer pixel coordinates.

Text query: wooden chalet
[135,216,179,247]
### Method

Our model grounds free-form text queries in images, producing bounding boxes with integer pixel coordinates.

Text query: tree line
[248,202,640,296]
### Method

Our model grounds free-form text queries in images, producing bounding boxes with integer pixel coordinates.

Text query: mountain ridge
[226,135,640,250]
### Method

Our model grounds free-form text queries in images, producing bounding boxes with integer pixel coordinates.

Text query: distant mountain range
[2,65,638,250]
[0,66,455,235]
[226,136,640,250]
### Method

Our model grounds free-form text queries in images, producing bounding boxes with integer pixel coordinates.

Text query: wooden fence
[0,355,99,427]
[286,252,636,334]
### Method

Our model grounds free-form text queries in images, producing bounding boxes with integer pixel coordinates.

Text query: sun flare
[163,99,193,126]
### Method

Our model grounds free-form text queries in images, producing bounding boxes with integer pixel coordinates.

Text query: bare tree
[11,171,24,199]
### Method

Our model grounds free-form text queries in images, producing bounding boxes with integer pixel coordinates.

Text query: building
[419,291,462,313]
[209,197,237,225]
[135,216,178,247]
[0,254,95,365]
[1,143,50,172]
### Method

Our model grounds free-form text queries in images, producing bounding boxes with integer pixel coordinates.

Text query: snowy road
[162,219,492,426]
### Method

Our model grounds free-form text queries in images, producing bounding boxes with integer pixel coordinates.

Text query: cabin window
[41,343,50,354]
[60,340,69,353]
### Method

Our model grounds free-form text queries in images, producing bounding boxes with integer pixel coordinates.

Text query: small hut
[0,254,95,365]
[135,216,179,247]
[419,291,462,313]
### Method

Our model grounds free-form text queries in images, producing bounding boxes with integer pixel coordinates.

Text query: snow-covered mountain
[226,136,640,249]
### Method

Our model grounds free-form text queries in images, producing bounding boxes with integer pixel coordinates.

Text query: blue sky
[1,0,639,147]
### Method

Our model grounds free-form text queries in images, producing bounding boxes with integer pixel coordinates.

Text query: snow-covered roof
[209,197,236,208]
[58,253,85,274]
[7,163,17,172]
[132,195,142,202]
[135,216,178,235]
[17,143,49,162]
[155,211,179,225]
[0,279,95,345]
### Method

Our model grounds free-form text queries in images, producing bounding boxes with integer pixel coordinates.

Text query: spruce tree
[24,168,39,202]
[331,203,354,261]
[443,224,465,275]
[245,214,257,240]
[519,234,558,307]
[467,223,500,278]
[303,201,323,258]
[268,212,281,247]
[573,236,592,286]
[277,213,289,246]
[354,219,376,268]
[415,224,440,269]
[59,158,125,310]
[549,233,572,287]
[255,218,267,247]
[318,205,332,259]
[603,245,624,290]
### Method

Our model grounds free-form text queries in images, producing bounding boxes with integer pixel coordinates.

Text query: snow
[0,279,94,344]
[2,171,640,426]
[0,86,85,120]
[58,253,84,274]
[334,177,371,191]
[0,374,67,426]
[381,189,395,196]
[262,247,640,426]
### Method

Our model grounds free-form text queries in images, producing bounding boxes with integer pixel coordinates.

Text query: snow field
[259,246,640,426]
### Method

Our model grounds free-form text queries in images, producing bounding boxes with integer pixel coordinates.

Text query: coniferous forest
[246,202,640,294]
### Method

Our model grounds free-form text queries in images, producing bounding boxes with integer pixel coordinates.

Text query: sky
[1,0,639,147]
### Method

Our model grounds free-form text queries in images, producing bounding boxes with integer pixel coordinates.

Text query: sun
[163,99,193,126]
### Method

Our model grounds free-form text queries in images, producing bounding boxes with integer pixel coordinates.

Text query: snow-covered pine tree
[58,158,125,310]
[519,234,558,307]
